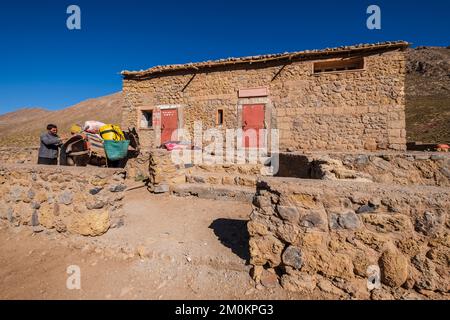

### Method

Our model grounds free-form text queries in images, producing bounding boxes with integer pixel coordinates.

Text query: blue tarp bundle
[103,140,130,161]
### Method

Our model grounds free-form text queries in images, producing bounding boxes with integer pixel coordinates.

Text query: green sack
[103,140,130,161]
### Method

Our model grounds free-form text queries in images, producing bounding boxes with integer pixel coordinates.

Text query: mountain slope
[0,92,123,147]
[405,46,450,143]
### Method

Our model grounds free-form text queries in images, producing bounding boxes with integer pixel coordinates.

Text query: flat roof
[122,40,409,79]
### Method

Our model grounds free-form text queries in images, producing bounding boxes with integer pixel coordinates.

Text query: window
[313,57,364,74]
[140,110,153,128]
[216,109,224,126]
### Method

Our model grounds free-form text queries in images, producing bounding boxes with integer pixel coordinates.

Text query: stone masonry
[276,152,450,187]
[122,41,408,152]
[0,164,127,236]
[249,178,450,299]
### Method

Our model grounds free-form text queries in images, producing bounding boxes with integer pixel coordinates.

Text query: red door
[242,104,265,148]
[161,108,178,143]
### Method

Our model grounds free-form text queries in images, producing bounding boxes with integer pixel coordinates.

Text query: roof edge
[122,41,409,78]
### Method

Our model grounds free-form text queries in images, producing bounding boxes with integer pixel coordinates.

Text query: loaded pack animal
[59,127,140,168]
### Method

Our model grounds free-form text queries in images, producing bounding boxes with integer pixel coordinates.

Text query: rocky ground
[0,189,312,300]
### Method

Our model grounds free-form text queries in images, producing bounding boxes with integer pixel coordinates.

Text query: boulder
[109,184,127,193]
[338,211,361,229]
[260,269,279,289]
[68,210,111,236]
[35,191,48,203]
[154,184,169,194]
[411,254,438,291]
[86,197,106,210]
[299,208,328,231]
[282,245,303,269]
[362,214,413,233]
[38,204,55,229]
[356,204,377,214]
[415,211,443,236]
[379,246,408,288]
[280,273,316,293]
[9,186,24,202]
[276,206,299,223]
[249,235,284,267]
[58,190,73,205]
[305,248,354,280]
[89,187,103,195]
[330,211,361,230]
[14,202,34,225]
[247,219,269,237]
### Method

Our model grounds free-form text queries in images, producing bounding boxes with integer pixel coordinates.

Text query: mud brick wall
[122,50,406,152]
[0,165,127,236]
[276,152,450,187]
[0,147,38,164]
[249,178,450,299]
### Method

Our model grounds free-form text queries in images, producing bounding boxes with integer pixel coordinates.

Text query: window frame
[140,109,154,129]
[216,109,224,126]
[312,57,365,75]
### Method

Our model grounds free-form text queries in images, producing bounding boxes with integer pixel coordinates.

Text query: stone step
[192,163,264,176]
[171,183,255,203]
[185,172,258,188]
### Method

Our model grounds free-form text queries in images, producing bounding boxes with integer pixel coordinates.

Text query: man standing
[38,124,62,165]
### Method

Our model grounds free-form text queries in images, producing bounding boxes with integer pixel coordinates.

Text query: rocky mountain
[405,46,450,143]
[0,92,123,147]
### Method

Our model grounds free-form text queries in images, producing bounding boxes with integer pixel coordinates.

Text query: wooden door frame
[155,104,184,145]
[161,108,179,143]
[237,97,272,151]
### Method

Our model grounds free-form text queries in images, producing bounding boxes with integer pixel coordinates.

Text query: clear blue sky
[0,0,449,114]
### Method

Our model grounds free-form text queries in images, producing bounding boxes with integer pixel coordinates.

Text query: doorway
[160,108,178,143]
[242,104,265,148]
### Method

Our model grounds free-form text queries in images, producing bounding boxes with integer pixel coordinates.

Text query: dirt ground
[0,189,307,300]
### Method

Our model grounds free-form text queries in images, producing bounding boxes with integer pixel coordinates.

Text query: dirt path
[0,190,306,300]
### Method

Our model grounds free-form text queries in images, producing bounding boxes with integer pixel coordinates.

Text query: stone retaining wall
[248,177,450,299]
[0,147,38,164]
[0,164,127,236]
[277,152,450,187]
[124,149,151,181]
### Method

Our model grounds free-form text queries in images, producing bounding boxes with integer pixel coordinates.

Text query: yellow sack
[99,124,125,141]
[70,124,82,135]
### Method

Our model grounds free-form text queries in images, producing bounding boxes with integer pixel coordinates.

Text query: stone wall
[0,146,152,183]
[125,149,151,181]
[248,178,450,299]
[276,152,450,187]
[122,49,406,152]
[0,147,38,164]
[147,149,186,193]
[0,164,127,236]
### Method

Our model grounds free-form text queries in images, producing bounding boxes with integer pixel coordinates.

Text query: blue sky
[0,0,449,114]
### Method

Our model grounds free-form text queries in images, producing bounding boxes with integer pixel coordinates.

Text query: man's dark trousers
[37,157,57,165]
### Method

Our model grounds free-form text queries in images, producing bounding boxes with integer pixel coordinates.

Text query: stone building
[121,41,408,152]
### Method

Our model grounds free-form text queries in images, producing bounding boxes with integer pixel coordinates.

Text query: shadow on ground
[209,218,250,263]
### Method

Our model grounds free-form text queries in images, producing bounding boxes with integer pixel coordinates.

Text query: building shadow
[209,218,250,264]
